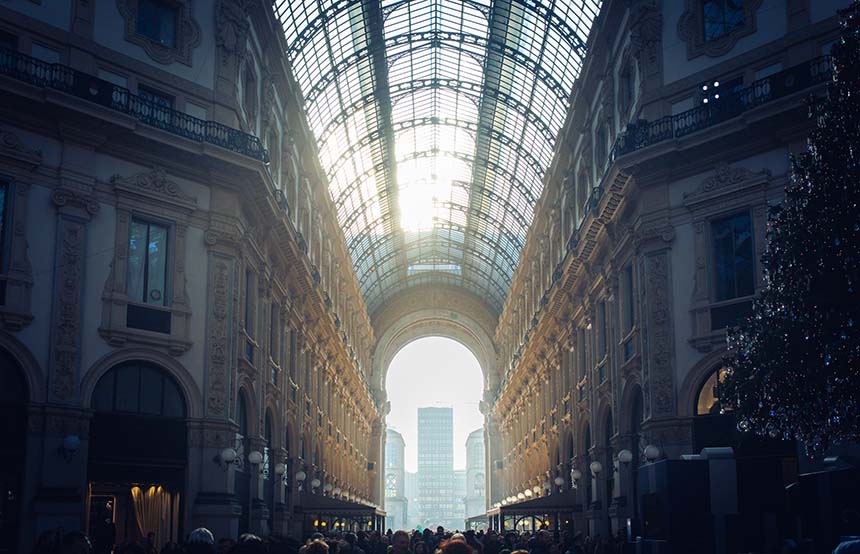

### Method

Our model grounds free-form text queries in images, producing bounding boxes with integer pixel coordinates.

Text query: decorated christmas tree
[721,2,860,457]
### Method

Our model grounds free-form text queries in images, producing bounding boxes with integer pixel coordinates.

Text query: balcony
[0,47,269,163]
[611,56,832,161]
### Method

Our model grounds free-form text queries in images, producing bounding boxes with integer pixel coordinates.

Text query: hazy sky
[385,337,484,472]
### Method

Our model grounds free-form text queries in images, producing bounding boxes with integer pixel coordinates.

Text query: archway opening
[385,336,485,531]
[88,361,186,550]
[0,348,28,554]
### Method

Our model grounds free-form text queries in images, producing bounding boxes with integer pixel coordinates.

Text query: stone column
[28,180,100,539]
[192,222,243,539]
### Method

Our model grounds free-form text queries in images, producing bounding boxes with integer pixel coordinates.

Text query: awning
[294,493,386,517]
[491,490,579,516]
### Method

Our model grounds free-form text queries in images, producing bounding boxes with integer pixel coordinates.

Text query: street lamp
[589,461,603,475]
[617,449,634,464]
[295,470,307,491]
[644,444,661,462]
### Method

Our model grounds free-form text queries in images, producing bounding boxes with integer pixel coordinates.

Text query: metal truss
[274,0,601,315]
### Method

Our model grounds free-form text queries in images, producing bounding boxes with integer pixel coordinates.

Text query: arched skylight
[274,0,601,314]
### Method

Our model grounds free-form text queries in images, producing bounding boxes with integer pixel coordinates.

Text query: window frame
[116,0,201,66]
[127,216,172,307]
[678,0,763,60]
[709,210,755,303]
[136,0,179,48]
[101,167,195,354]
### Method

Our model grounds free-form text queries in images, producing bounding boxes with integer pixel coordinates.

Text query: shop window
[695,367,732,415]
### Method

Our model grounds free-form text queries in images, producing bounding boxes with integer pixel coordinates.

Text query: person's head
[235,533,266,554]
[344,533,358,545]
[450,534,466,543]
[414,541,428,554]
[391,531,410,554]
[306,540,330,554]
[441,540,474,554]
[535,530,552,547]
[186,528,216,554]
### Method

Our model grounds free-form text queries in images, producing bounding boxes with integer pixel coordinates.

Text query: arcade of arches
[0,0,850,550]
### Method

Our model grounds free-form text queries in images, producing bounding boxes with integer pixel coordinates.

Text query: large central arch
[369,285,500,404]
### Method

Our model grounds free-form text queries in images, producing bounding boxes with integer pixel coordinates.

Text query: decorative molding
[48,216,88,402]
[683,162,772,206]
[678,0,764,59]
[629,0,662,65]
[109,166,197,209]
[0,125,43,170]
[642,251,675,419]
[215,0,251,63]
[206,258,234,418]
[116,0,201,66]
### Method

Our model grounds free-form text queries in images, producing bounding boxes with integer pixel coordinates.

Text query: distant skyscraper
[385,428,408,530]
[418,407,455,528]
[453,469,467,524]
[405,471,420,528]
[464,428,486,519]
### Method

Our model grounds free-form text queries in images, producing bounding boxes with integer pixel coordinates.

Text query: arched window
[92,361,185,418]
[696,367,732,416]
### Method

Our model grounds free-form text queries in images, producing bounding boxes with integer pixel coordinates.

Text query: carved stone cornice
[683,162,772,207]
[110,167,197,210]
[0,125,42,170]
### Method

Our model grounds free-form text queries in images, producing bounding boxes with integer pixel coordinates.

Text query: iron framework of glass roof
[274,0,601,314]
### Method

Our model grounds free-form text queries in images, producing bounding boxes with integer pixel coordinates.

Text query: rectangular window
[138,85,174,127]
[270,304,279,364]
[128,219,168,306]
[289,330,297,382]
[712,212,754,301]
[136,0,177,47]
[597,301,607,358]
[578,328,587,380]
[623,265,635,333]
[244,269,255,337]
[0,181,8,270]
[702,0,745,42]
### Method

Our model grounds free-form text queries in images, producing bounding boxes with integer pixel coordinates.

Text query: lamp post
[248,450,263,533]
[295,470,307,492]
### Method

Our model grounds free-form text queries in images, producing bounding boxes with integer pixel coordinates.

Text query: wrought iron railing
[0,47,269,163]
[611,55,832,160]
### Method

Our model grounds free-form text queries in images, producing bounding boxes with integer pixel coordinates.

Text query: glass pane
[115,365,140,413]
[138,365,163,415]
[0,183,6,264]
[128,221,148,302]
[696,368,731,415]
[712,213,753,301]
[137,0,177,47]
[145,223,168,305]
[162,377,185,418]
[91,371,115,412]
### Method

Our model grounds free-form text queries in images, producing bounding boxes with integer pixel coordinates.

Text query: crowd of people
[29,525,860,554]
[29,526,628,554]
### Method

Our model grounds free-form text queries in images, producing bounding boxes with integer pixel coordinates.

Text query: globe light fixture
[295,470,307,482]
[517,492,525,500]
[311,478,322,489]
[617,449,634,464]
[324,483,333,492]
[333,487,342,496]
[589,461,603,475]
[248,450,263,465]
[524,489,533,497]
[221,448,237,464]
[554,476,565,487]
[274,463,286,475]
[644,444,661,461]
[571,469,582,480]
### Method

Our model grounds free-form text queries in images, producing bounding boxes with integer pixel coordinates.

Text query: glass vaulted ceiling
[275,0,601,314]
